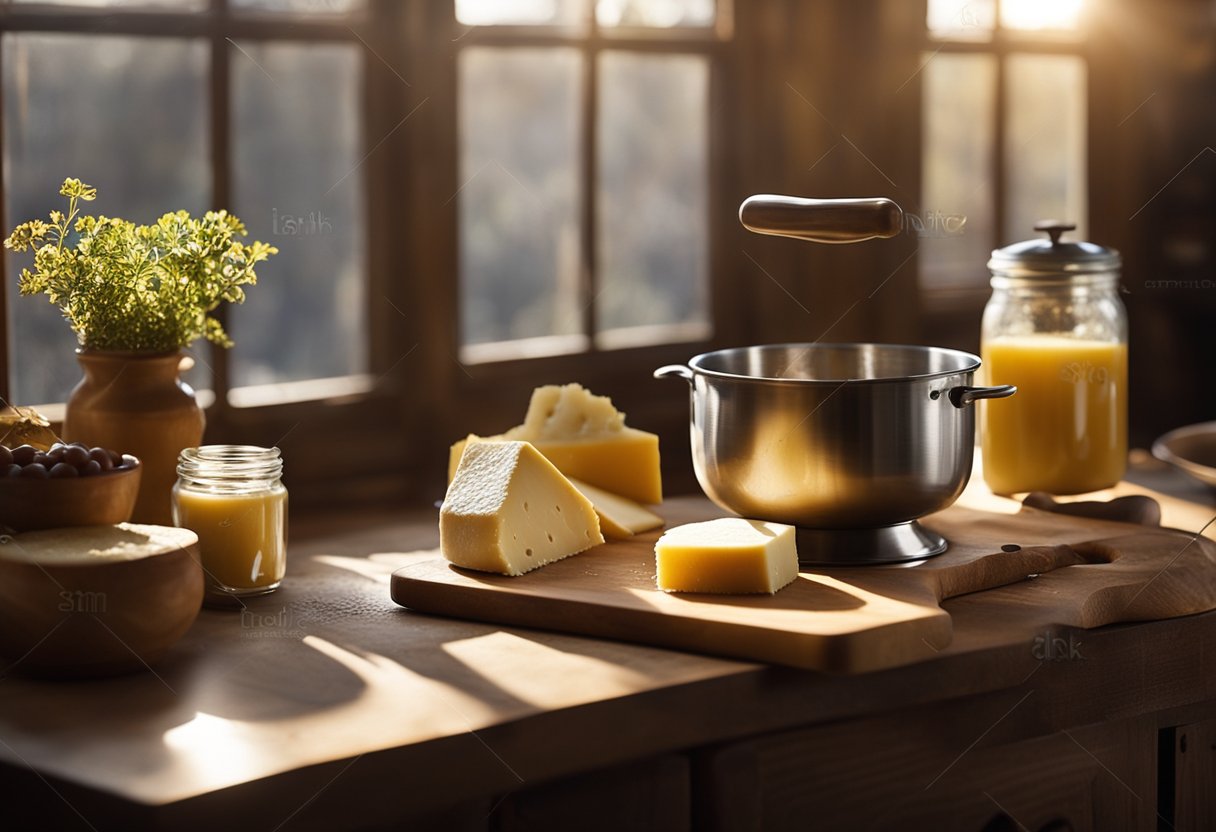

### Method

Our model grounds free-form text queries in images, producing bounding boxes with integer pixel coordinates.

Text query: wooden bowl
[0,524,203,679]
[1154,421,1216,490]
[0,459,141,533]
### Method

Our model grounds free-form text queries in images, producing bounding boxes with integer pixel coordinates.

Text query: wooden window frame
[443,4,738,375]
[0,1,414,504]
[0,0,738,503]
[401,2,740,487]
[919,0,1090,327]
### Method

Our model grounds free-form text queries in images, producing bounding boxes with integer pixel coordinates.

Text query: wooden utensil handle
[933,496,1163,602]
[739,195,904,244]
[1022,492,1163,528]
[934,543,1102,603]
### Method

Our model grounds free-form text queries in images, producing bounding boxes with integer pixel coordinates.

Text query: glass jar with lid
[980,221,1127,495]
[172,445,288,607]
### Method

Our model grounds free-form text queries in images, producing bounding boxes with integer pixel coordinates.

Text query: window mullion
[581,33,600,347]
[209,0,233,412]
[0,33,9,403]
[991,0,1009,250]
[992,50,1007,251]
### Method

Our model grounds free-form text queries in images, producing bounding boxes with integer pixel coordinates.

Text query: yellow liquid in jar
[981,337,1127,495]
[173,487,287,592]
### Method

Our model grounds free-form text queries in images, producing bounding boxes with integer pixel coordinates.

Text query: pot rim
[686,342,981,386]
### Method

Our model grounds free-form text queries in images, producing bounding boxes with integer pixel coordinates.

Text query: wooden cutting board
[390,496,1216,673]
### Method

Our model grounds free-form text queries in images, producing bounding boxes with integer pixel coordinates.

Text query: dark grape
[88,448,114,471]
[18,463,49,480]
[49,462,79,479]
[63,445,90,468]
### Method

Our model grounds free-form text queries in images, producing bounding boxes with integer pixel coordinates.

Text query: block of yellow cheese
[655,518,799,594]
[448,383,662,505]
[566,477,664,539]
[441,440,604,576]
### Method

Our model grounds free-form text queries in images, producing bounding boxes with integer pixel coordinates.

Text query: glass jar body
[172,445,288,607]
[980,273,1128,495]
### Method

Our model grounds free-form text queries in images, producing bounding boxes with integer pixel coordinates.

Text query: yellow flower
[6,178,275,352]
[58,178,97,201]
[3,220,49,252]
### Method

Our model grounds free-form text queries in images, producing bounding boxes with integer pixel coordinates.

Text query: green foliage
[4,178,277,352]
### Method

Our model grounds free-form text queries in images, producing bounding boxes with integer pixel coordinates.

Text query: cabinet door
[495,754,690,832]
[692,711,1157,832]
[1166,719,1216,832]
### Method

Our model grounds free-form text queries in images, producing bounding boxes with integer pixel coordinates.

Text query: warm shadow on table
[669,576,868,612]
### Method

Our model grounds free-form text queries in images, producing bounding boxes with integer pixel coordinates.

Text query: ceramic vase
[63,351,205,525]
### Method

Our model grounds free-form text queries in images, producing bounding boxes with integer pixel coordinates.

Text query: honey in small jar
[172,445,287,607]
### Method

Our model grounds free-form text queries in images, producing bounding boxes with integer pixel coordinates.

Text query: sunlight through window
[1001,0,1085,31]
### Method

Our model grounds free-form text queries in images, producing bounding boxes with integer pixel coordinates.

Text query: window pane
[926,0,994,39]
[1004,54,1087,244]
[230,0,365,13]
[596,51,708,345]
[3,34,208,405]
[596,0,714,28]
[10,0,204,8]
[456,0,587,28]
[459,47,583,351]
[919,52,996,289]
[1000,0,1084,32]
[229,41,367,390]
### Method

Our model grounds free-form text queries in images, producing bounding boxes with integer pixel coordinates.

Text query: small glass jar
[980,222,1128,495]
[172,445,287,607]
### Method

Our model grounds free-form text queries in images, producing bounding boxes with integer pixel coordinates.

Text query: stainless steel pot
[655,343,1015,563]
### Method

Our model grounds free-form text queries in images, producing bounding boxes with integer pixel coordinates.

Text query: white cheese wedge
[566,478,664,539]
[441,440,604,576]
[655,518,799,594]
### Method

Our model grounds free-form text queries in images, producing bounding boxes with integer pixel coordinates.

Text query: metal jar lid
[988,220,1121,278]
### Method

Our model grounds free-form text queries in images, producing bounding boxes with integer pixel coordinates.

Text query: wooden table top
[1,454,1213,829]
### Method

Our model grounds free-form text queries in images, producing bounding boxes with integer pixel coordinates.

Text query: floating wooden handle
[739,195,904,244]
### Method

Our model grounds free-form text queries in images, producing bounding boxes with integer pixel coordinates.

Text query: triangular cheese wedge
[441,441,604,576]
[566,478,663,539]
[448,384,662,504]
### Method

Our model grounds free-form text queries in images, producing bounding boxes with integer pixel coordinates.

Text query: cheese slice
[448,384,662,505]
[440,440,604,576]
[655,518,799,594]
[566,478,664,539]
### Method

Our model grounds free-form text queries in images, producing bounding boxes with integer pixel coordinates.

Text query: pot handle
[947,385,1017,408]
[654,365,694,385]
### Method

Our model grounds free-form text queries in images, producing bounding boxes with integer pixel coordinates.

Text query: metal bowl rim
[1152,420,1216,487]
[686,342,982,386]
